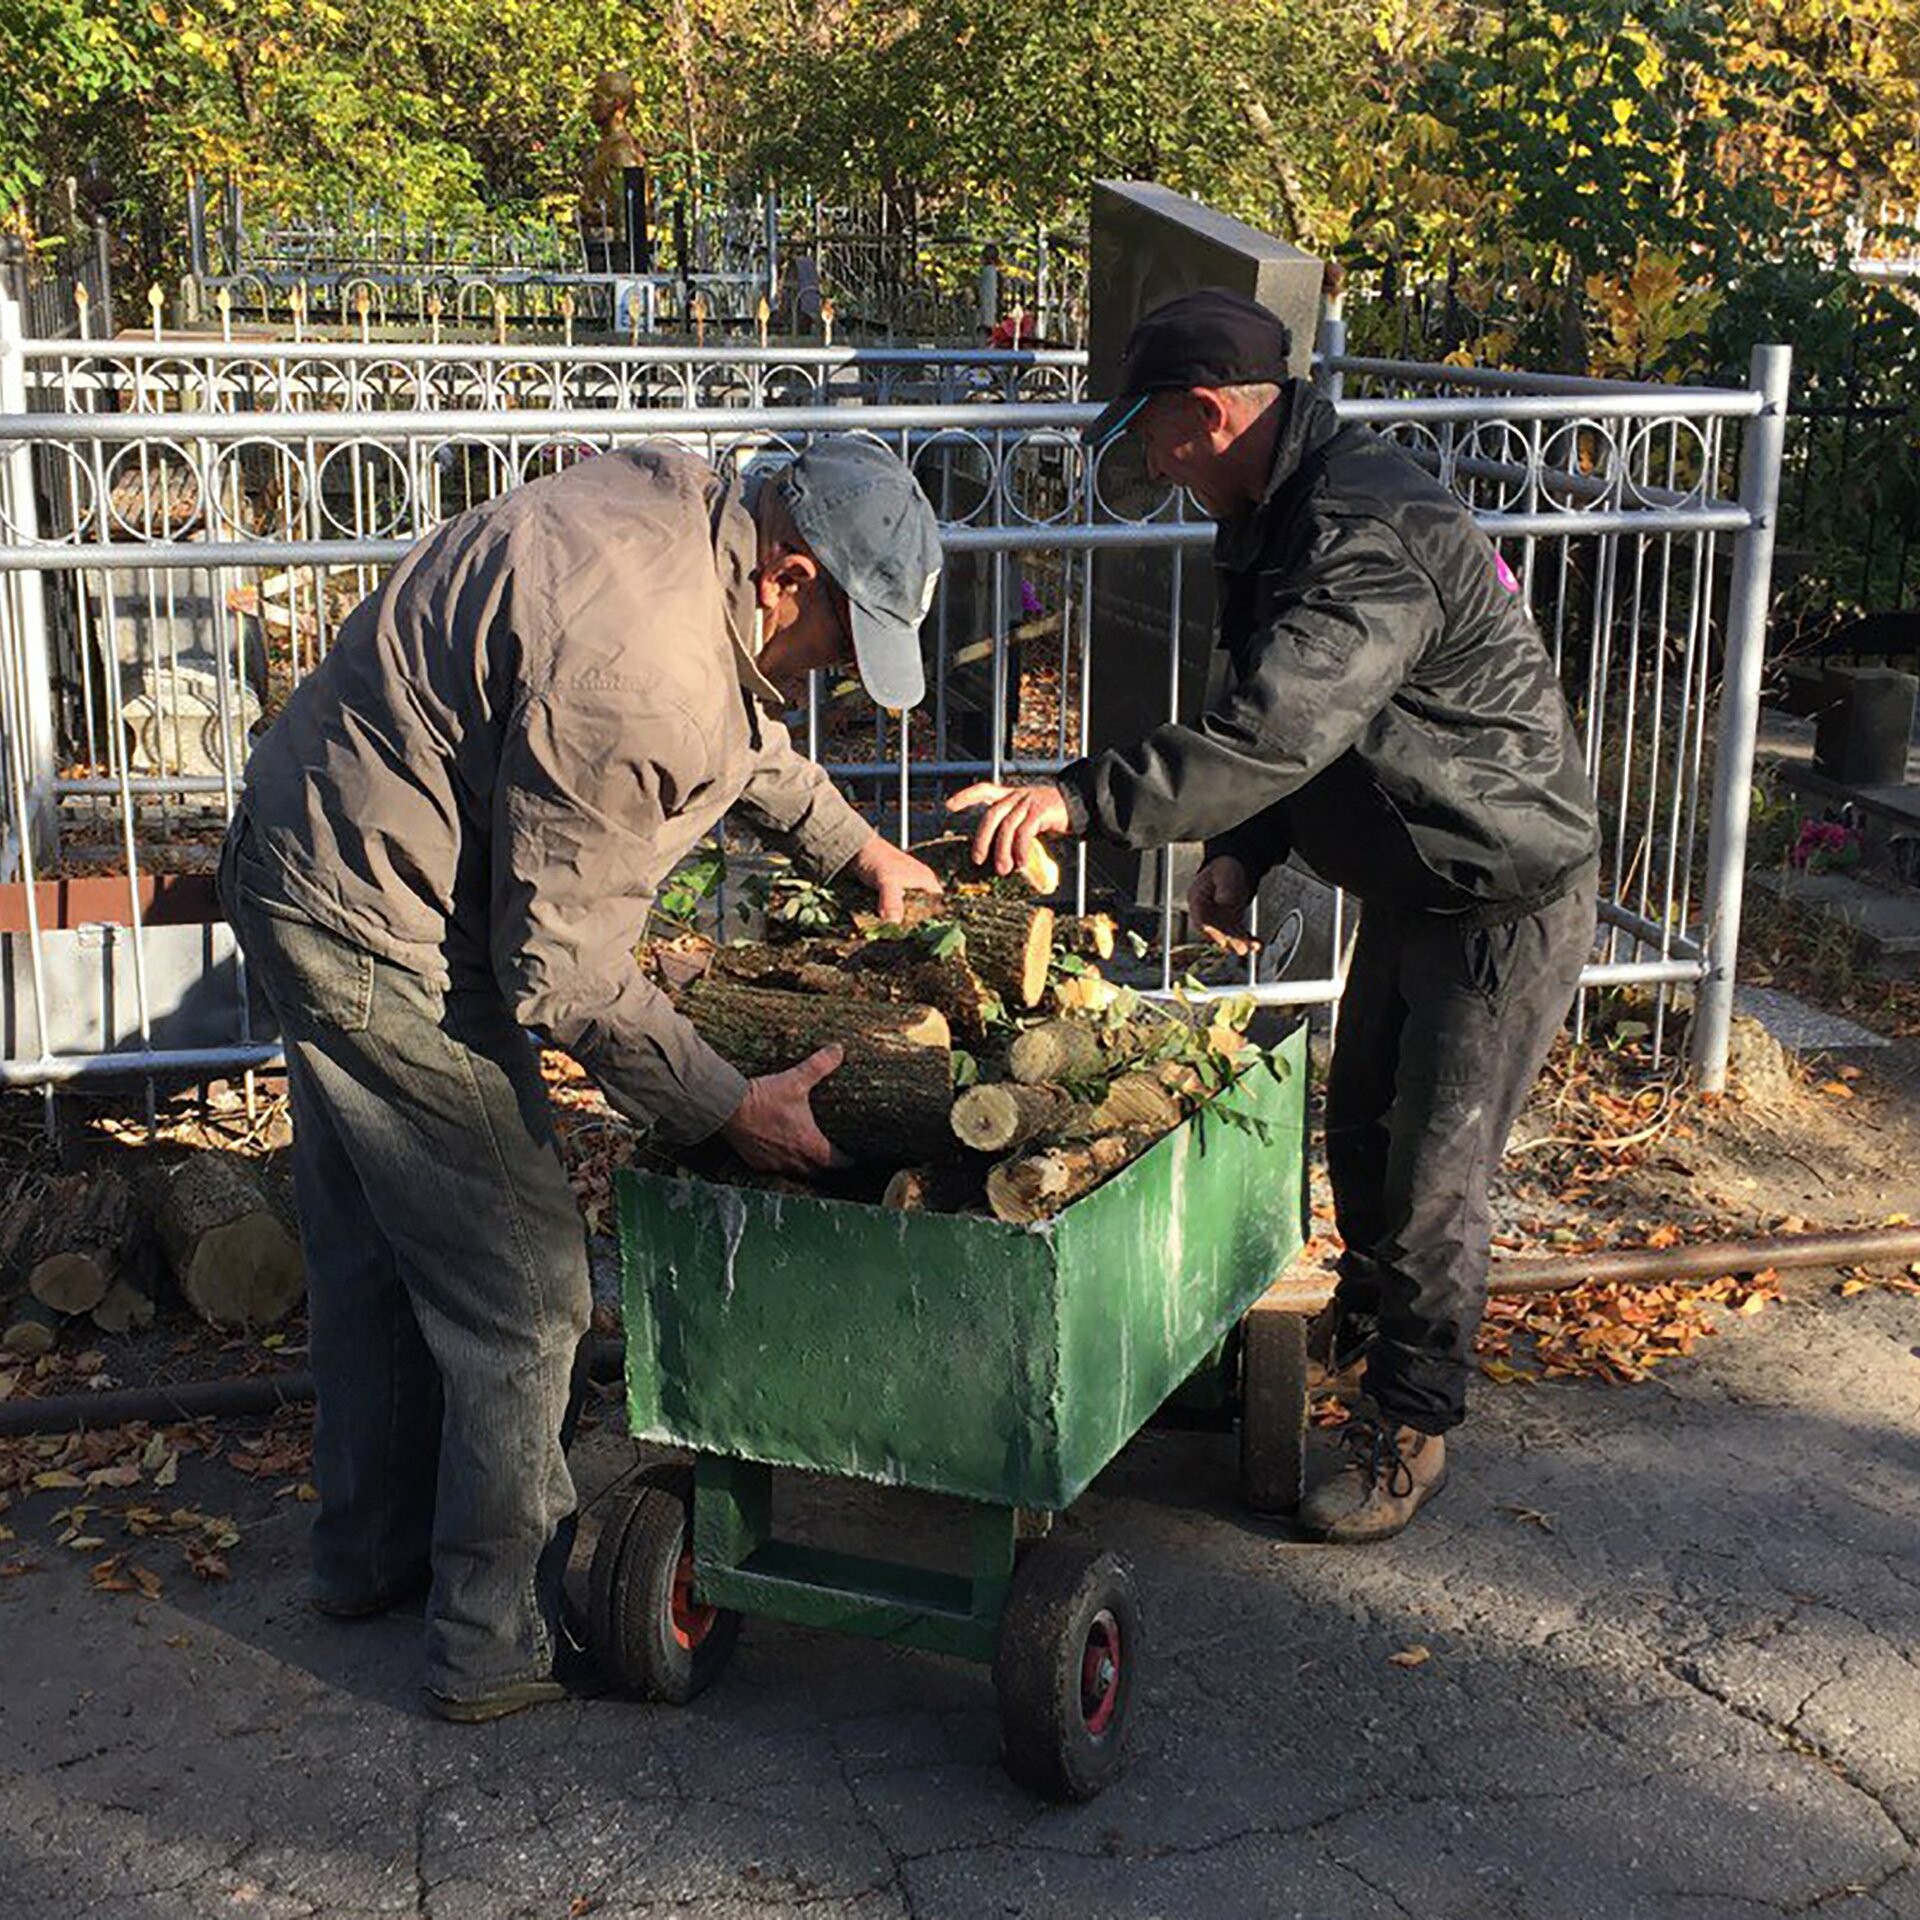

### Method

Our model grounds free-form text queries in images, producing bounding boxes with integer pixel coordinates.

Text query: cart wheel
[1240,1309,1309,1517]
[992,1534,1141,1803]
[589,1463,740,1704]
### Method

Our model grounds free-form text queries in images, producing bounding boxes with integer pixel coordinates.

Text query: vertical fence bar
[0,289,59,866]
[1692,344,1791,1092]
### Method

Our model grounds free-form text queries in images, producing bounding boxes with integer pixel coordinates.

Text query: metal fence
[0,294,1787,1108]
[16,338,1091,417]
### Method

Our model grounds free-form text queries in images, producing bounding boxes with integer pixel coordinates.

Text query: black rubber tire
[992,1533,1141,1803]
[588,1463,741,1704]
[1240,1309,1309,1517]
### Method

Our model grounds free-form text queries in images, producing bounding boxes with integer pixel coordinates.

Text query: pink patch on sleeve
[1494,552,1521,594]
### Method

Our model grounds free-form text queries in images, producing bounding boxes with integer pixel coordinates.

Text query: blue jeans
[222,826,591,1703]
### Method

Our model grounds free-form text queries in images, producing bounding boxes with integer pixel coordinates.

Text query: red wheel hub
[670,1545,717,1651]
[1079,1609,1122,1736]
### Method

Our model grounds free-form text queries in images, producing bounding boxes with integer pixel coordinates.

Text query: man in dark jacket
[224,438,946,1717]
[953,290,1598,1543]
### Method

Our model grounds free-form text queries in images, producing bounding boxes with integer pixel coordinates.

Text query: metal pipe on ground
[2,1230,1914,1440]
[1490,1223,1920,1294]
[0,1337,627,1439]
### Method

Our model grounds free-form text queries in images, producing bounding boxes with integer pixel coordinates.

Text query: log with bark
[2,1295,63,1358]
[708,935,1000,1042]
[881,1164,989,1213]
[1091,1071,1185,1136]
[1058,913,1118,961]
[679,979,957,1165]
[985,1133,1148,1225]
[155,1155,305,1330]
[27,1166,141,1317]
[1007,1019,1103,1087]
[949,1082,1082,1155]
[890,832,1061,899]
[91,1268,157,1336]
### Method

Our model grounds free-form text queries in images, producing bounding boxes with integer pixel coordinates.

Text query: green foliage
[655,844,726,926]
[760,874,844,933]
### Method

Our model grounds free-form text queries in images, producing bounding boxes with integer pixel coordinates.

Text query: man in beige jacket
[222,438,944,1720]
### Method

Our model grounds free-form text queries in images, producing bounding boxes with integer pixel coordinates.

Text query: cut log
[155,1155,305,1331]
[91,1272,157,1336]
[882,1164,988,1213]
[1007,1019,1103,1086]
[849,894,1054,1012]
[1060,913,1117,961]
[950,1082,1081,1155]
[986,1134,1144,1225]
[2,1295,64,1357]
[951,897,1055,1009]
[27,1167,140,1317]
[680,980,956,1165]
[1091,1072,1184,1137]
[708,936,1000,1043]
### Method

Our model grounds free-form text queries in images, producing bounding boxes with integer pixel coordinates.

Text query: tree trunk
[28,1166,140,1316]
[155,1155,305,1330]
[1007,1019,1102,1086]
[985,1134,1144,1224]
[950,1082,1080,1155]
[679,980,956,1164]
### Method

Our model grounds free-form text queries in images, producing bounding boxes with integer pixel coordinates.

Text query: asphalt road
[3,1274,1916,1920]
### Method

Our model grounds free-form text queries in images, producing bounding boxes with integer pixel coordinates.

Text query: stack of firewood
[0,1156,304,1357]
[646,836,1258,1223]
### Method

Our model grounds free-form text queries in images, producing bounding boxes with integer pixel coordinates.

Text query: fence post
[1317,312,1347,405]
[0,285,60,871]
[1693,343,1793,1091]
[93,218,114,333]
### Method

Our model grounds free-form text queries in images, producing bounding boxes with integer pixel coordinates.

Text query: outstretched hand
[946,782,1071,878]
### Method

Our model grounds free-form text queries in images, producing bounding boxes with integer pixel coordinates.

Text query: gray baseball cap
[775,438,942,710]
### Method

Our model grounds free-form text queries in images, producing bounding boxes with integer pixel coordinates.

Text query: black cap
[1083,289,1293,446]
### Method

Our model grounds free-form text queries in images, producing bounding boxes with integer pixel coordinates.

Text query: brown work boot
[1304,1301,1372,1398]
[1297,1417,1447,1544]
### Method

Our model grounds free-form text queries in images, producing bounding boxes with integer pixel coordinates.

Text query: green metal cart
[593,1027,1310,1802]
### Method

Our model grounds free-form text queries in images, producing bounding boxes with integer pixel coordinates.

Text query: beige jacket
[239,446,875,1143]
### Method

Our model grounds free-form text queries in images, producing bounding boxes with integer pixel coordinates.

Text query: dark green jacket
[1059,382,1599,920]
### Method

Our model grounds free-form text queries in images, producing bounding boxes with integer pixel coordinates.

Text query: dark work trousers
[221,827,592,1705]
[1324,869,1598,1435]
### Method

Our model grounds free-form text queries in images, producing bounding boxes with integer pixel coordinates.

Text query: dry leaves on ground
[1477,1268,1785,1385]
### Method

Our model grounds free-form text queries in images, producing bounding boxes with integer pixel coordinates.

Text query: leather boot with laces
[1298,1416,1447,1544]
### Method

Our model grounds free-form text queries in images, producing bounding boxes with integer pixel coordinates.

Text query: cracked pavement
[2,1272,1916,1920]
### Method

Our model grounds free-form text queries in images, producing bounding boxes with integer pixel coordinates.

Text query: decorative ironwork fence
[0,296,1787,1108]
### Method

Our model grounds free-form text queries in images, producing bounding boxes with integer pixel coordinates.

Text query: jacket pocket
[1462,918,1522,1010]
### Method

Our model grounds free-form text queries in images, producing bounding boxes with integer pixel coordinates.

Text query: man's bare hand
[721,1044,849,1174]
[846,832,944,923]
[946,782,1071,878]
[1187,855,1259,956]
